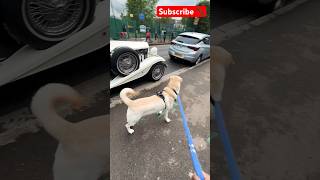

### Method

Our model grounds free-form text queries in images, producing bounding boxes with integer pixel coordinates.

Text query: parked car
[0,0,100,50]
[110,40,167,89]
[169,32,210,65]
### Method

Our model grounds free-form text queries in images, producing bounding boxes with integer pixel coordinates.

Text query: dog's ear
[170,75,183,82]
[169,75,176,80]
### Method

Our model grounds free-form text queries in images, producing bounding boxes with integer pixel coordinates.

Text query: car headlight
[149,47,158,56]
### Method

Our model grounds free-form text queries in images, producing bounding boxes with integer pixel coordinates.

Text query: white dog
[120,75,183,134]
[211,46,235,102]
[31,83,108,180]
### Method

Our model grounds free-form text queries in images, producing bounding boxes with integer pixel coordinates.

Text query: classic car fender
[110,41,149,52]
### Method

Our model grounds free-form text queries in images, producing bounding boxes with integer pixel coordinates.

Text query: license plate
[173,52,183,58]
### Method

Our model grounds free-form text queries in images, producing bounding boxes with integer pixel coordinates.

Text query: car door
[202,36,210,59]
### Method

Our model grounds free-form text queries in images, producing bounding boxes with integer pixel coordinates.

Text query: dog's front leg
[164,109,171,123]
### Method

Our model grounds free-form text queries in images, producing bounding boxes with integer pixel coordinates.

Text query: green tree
[195,1,210,34]
[181,17,194,31]
[126,0,158,29]
[181,1,210,33]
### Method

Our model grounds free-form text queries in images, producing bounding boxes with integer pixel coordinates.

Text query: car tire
[147,62,166,81]
[0,0,96,50]
[194,55,202,65]
[111,47,140,76]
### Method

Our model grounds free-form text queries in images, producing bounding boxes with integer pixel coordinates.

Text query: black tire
[169,55,175,60]
[111,47,140,76]
[147,62,166,81]
[0,0,96,50]
[194,55,202,65]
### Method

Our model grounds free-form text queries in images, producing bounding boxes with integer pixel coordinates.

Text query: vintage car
[110,40,167,89]
[0,0,107,87]
[0,0,104,50]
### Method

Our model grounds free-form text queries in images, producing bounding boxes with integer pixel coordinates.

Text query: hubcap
[117,53,138,75]
[23,0,88,40]
[152,66,164,80]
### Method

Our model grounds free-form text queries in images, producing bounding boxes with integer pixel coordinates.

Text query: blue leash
[212,100,241,180]
[177,95,205,180]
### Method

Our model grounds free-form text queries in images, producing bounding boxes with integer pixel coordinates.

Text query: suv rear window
[174,35,200,45]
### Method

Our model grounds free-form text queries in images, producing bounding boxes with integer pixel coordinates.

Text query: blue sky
[110,0,201,18]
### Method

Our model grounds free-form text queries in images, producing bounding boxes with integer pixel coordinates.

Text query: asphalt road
[213,1,319,179]
[110,61,210,180]
[154,44,190,74]
[213,0,258,27]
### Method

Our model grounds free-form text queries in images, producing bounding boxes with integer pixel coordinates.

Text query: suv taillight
[171,41,176,45]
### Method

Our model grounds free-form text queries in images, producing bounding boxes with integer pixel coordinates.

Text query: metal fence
[110,17,189,41]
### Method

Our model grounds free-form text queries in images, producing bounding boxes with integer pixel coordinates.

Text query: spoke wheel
[22,0,89,41]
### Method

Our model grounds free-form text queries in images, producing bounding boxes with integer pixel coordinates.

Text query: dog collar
[172,88,178,96]
[156,91,166,109]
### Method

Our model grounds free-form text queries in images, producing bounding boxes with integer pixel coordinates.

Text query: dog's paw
[128,129,135,134]
[165,118,171,123]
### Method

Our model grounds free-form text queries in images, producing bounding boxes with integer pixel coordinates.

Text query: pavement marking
[110,59,210,108]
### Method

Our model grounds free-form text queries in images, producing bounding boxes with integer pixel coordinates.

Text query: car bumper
[168,47,199,62]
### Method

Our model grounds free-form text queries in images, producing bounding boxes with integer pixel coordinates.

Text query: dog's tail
[120,88,138,107]
[31,83,84,142]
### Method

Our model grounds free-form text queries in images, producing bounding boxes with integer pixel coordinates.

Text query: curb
[149,42,171,46]
[213,0,309,45]
[110,59,210,108]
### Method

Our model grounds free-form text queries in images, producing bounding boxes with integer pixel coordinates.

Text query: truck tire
[0,0,96,50]
[111,47,140,76]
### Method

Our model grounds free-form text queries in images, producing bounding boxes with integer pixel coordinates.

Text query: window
[203,37,210,45]
[174,35,200,44]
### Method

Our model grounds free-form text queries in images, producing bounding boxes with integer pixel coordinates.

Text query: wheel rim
[22,0,89,41]
[152,65,164,80]
[117,52,139,75]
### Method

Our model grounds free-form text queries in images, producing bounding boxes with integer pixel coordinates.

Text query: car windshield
[174,35,200,45]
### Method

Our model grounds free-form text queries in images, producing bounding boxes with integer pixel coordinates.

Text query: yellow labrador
[120,75,183,134]
[31,84,108,180]
[211,46,235,102]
